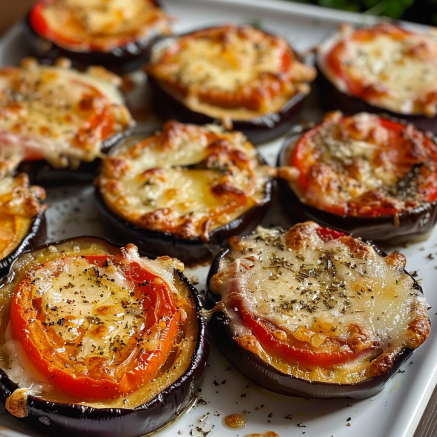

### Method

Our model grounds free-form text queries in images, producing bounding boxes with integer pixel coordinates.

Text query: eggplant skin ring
[276,111,437,243]
[0,236,208,437]
[0,172,47,276]
[207,222,431,399]
[24,0,172,73]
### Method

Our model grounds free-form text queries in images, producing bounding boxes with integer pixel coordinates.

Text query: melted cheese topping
[0,62,133,169]
[147,25,316,117]
[0,174,46,260]
[319,23,437,116]
[281,112,437,217]
[0,241,198,408]
[34,0,172,52]
[32,256,145,363]
[210,222,430,383]
[97,121,270,240]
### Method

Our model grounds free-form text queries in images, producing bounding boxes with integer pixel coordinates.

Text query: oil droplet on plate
[224,413,247,429]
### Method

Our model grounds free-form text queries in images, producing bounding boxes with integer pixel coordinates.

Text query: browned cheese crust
[0,173,46,260]
[96,121,271,240]
[209,222,431,383]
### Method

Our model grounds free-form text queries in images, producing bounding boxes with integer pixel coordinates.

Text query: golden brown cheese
[32,0,172,52]
[0,59,133,169]
[0,241,198,409]
[0,173,46,260]
[278,112,437,217]
[146,25,316,121]
[210,222,430,384]
[318,23,437,116]
[96,121,271,240]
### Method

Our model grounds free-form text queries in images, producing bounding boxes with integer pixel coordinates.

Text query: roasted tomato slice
[288,112,437,217]
[237,306,357,368]
[324,24,411,101]
[28,0,171,53]
[10,252,181,400]
[234,226,364,368]
[0,60,132,169]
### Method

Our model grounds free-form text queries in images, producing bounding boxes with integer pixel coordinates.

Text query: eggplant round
[95,187,272,265]
[206,223,430,399]
[145,25,316,145]
[0,236,209,437]
[276,116,437,244]
[316,23,437,134]
[94,124,274,265]
[23,0,172,74]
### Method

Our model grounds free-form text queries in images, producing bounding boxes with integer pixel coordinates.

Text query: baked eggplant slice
[0,172,47,277]
[24,0,172,74]
[276,112,437,243]
[0,236,208,437]
[0,57,134,185]
[145,24,316,145]
[207,222,431,399]
[317,22,437,133]
[95,121,273,264]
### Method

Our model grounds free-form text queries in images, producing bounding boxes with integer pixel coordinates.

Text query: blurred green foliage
[285,0,430,22]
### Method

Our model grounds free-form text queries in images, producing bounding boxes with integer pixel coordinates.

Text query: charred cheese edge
[96,121,271,240]
[34,0,172,52]
[279,112,436,216]
[0,60,133,169]
[0,242,198,409]
[0,174,46,260]
[318,23,437,116]
[209,222,430,384]
[147,25,316,119]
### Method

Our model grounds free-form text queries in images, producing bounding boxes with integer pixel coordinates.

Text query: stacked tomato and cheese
[318,22,437,117]
[146,24,316,123]
[0,58,132,169]
[29,0,172,53]
[210,222,430,384]
[279,111,437,218]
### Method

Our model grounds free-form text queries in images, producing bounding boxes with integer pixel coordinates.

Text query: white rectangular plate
[0,1,436,437]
